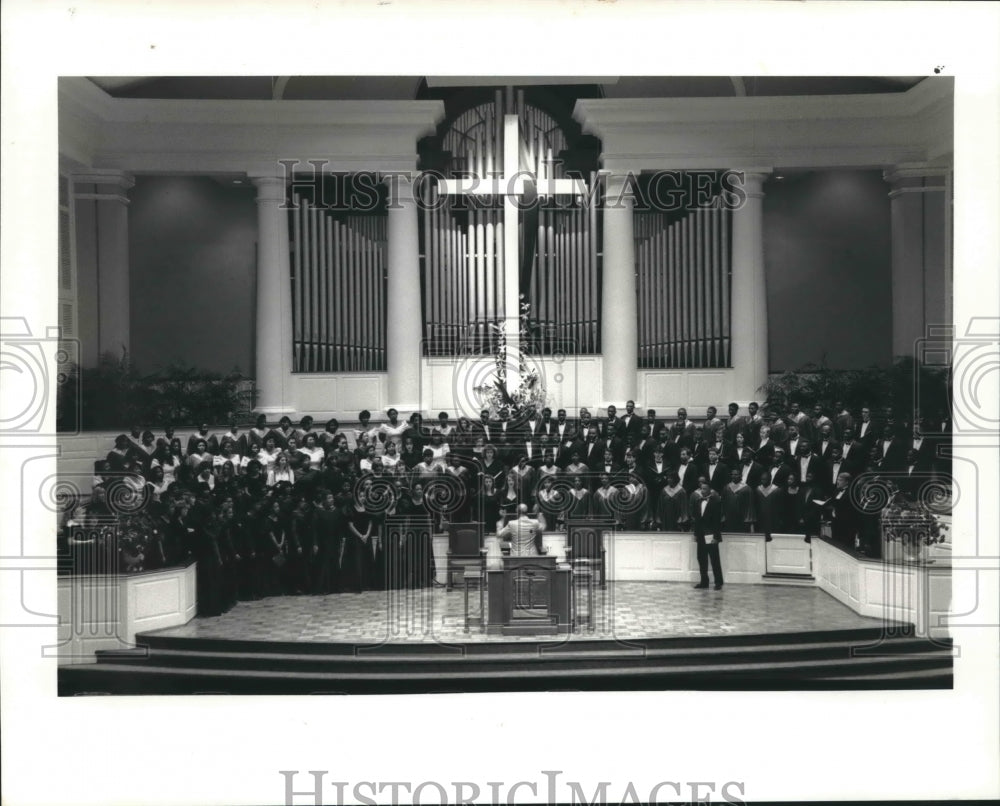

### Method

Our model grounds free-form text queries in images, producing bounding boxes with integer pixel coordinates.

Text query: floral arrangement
[880,486,951,563]
[474,298,548,418]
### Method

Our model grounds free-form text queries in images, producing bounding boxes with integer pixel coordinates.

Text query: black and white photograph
[2,1,998,805]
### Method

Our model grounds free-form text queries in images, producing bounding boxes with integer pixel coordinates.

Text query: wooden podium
[486,555,571,636]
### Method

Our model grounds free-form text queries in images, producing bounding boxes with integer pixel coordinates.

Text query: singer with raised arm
[498,504,547,556]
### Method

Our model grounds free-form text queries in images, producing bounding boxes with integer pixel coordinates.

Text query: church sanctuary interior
[55,75,955,695]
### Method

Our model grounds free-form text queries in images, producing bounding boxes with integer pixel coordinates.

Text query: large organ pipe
[696,208,706,366]
[424,185,435,346]
[307,202,318,371]
[318,208,328,370]
[292,195,302,370]
[361,216,371,370]
[721,205,731,366]
[590,173,598,352]
[710,203,721,367]
[577,203,586,352]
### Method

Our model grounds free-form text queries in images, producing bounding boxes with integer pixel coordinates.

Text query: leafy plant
[757,356,950,422]
[57,350,256,431]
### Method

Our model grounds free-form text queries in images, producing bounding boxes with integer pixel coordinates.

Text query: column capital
[383,171,417,206]
[251,175,287,204]
[71,169,134,205]
[72,168,135,191]
[729,169,771,199]
[883,164,949,197]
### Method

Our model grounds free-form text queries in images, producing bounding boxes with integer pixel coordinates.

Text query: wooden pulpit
[486,555,571,636]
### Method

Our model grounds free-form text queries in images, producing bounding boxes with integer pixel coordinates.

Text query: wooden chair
[565,519,612,590]
[445,521,487,592]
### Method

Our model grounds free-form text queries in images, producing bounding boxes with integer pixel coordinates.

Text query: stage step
[60,628,952,694]
[761,573,816,586]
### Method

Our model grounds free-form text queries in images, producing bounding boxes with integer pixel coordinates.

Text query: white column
[601,172,638,407]
[252,176,295,415]
[730,170,770,402]
[884,165,950,358]
[385,174,422,413]
[74,170,134,361]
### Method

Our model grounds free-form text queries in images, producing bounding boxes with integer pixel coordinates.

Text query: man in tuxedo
[523,406,543,442]
[690,477,724,590]
[645,409,660,441]
[665,409,696,465]
[786,424,803,461]
[768,446,795,490]
[816,423,840,464]
[703,406,724,444]
[582,430,607,471]
[792,440,826,485]
[834,401,855,441]
[599,404,621,442]
[811,404,834,442]
[754,424,776,467]
[745,401,764,447]
[554,408,575,462]
[643,446,671,495]
[723,402,748,445]
[596,447,625,481]
[910,418,939,468]
[702,447,730,493]
[604,421,628,463]
[900,448,934,500]
[856,406,878,448]
[676,447,699,494]
[631,424,658,464]
[877,421,910,473]
[825,445,848,496]
[786,400,812,442]
[538,407,555,438]
[574,408,597,445]
[493,407,517,465]
[827,472,859,549]
[839,428,864,474]
[619,400,643,444]
[766,412,789,451]
[474,408,496,446]
[738,452,765,490]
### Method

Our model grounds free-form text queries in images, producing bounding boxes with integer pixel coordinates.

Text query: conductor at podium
[498,504,547,556]
[691,477,724,590]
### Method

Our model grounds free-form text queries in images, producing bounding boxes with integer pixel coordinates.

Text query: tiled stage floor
[150,582,887,645]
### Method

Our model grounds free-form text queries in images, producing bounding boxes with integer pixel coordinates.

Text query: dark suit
[676,461,700,494]
[790,453,826,485]
[702,460,731,493]
[876,433,910,473]
[618,413,643,444]
[839,441,865,474]
[723,415,748,445]
[817,439,841,464]
[690,491,724,587]
[738,460,765,490]
[835,412,856,441]
[752,438,775,468]
[855,418,879,449]
[582,439,608,471]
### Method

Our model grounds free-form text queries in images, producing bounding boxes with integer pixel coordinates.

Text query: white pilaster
[729,170,770,401]
[385,174,422,413]
[601,172,638,407]
[884,164,950,358]
[251,176,295,415]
